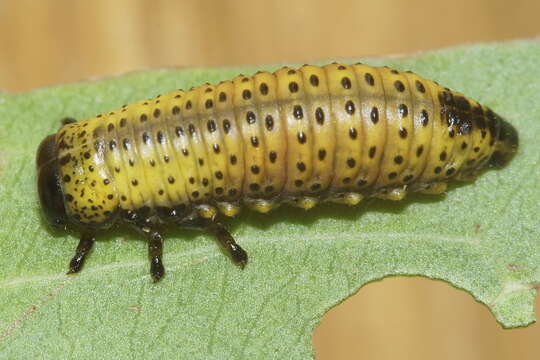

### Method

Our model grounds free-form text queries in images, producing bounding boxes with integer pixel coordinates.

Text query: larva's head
[36,134,69,229]
[488,117,519,168]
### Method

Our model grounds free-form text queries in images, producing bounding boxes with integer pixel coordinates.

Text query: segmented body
[55,63,504,227]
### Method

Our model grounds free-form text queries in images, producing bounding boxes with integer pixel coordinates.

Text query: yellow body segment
[55,63,509,225]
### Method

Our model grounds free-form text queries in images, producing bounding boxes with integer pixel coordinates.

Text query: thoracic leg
[67,230,96,274]
[181,217,248,268]
[130,222,165,282]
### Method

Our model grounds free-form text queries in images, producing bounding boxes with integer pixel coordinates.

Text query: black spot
[416,145,424,157]
[215,187,224,195]
[341,77,352,89]
[369,146,376,158]
[157,131,165,144]
[420,110,429,127]
[122,138,130,150]
[188,124,196,136]
[198,158,204,166]
[403,174,414,182]
[83,152,91,159]
[388,172,397,180]
[349,128,357,139]
[297,132,306,144]
[249,183,260,192]
[172,106,180,115]
[192,191,199,198]
[365,72,375,86]
[318,149,327,160]
[131,179,138,186]
[265,185,275,193]
[215,171,223,180]
[251,136,259,147]
[223,119,231,134]
[345,101,355,115]
[158,190,164,196]
[310,183,321,191]
[213,144,220,153]
[399,128,408,138]
[474,147,480,153]
[439,151,447,161]
[189,177,195,184]
[394,155,403,164]
[357,179,367,187]
[149,159,156,166]
[120,118,127,127]
[230,155,238,164]
[297,162,306,172]
[342,177,351,184]
[448,128,455,138]
[128,159,135,166]
[461,142,468,150]
[269,151,277,163]
[294,179,303,187]
[289,82,299,93]
[391,69,399,74]
[185,100,192,110]
[310,74,319,86]
[246,111,256,124]
[394,80,405,92]
[63,175,71,182]
[107,123,114,132]
[153,108,161,118]
[207,120,216,133]
[202,178,209,186]
[415,80,425,93]
[259,83,269,95]
[167,176,175,184]
[242,89,252,100]
[219,92,227,102]
[434,166,442,174]
[398,104,408,117]
[109,140,117,150]
[315,107,324,124]
[265,115,274,131]
[251,165,260,174]
[142,132,150,144]
[228,188,237,197]
[370,107,379,124]
[446,168,455,176]
[347,158,356,168]
[182,149,189,156]
[288,69,296,75]
[140,114,148,122]
[338,65,346,70]
[293,105,303,119]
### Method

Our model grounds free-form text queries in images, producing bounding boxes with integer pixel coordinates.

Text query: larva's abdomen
[53,63,518,225]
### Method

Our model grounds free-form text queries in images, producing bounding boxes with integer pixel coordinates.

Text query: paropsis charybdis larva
[36,63,518,281]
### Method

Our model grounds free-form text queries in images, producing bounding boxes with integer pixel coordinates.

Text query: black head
[488,117,519,168]
[36,134,69,229]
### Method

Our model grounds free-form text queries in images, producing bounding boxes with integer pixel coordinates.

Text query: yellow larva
[36,63,518,281]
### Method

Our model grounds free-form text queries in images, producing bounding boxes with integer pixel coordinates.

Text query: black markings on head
[293,105,303,119]
[370,107,379,124]
[259,83,269,95]
[341,77,352,89]
[297,162,306,172]
[345,101,355,115]
[394,80,405,92]
[246,111,256,124]
[310,74,319,86]
[269,151,277,163]
[219,92,227,102]
[399,128,408,138]
[349,127,357,139]
[365,73,375,86]
[318,149,326,160]
[369,146,376,158]
[223,119,231,133]
[289,81,299,93]
[398,104,408,117]
[347,158,356,168]
[242,89,252,100]
[394,155,403,164]
[297,132,306,144]
[315,107,324,124]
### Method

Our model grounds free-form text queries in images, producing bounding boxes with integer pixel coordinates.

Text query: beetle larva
[36,63,518,281]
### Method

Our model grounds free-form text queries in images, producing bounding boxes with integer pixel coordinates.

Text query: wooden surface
[1,1,538,359]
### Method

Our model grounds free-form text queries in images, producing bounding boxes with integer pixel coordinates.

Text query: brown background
[1,1,538,359]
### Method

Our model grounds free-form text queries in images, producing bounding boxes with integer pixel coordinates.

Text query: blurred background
[1,0,538,358]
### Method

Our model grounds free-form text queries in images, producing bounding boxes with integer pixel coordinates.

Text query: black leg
[182,217,248,268]
[67,230,96,274]
[129,222,165,282]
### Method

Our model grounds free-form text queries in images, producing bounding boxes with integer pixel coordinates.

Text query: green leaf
[0,40,538,359]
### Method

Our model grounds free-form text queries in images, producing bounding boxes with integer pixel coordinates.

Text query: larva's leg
[130,222,165,282]
[67,230,96,274]
[61,117,77,126]
[181,217,248,268]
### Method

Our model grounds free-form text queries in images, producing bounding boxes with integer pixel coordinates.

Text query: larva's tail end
[488,116,519,168]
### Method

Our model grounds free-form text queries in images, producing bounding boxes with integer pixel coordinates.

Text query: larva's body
[37,63,518,281]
